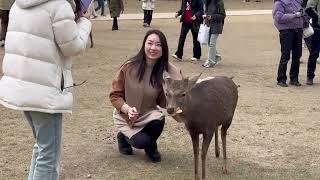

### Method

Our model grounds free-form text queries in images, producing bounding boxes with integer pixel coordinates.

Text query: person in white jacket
[142,0,155,27]
[0,0,92,179]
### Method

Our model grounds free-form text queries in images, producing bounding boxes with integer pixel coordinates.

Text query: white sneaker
[215,55,222,64]
[190,57,200,61]
[172,54,182,61]
[202,60,218,68]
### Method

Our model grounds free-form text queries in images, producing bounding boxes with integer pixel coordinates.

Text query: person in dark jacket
[172,0,203,61]
[107,0,124,30]
[273,0,308,87]
[302,0,312,53]
[305,0,320,84]
[202,0,226,68]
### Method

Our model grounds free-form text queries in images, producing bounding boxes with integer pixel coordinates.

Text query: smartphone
[81,0,93,13]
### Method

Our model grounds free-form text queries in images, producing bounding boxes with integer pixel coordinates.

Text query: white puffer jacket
[0,0,92,114]
[142,0,155,10]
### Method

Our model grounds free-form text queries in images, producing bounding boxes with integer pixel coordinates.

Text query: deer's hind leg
[90,31,94,48]
[190,132,200,180]
[201,131,214,180]
[214,128,220,158]
[221,123,231,174]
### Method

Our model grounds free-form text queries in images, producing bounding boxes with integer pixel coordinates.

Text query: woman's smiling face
[145,33,162,64]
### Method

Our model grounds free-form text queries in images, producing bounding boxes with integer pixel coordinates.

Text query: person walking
[305,0,320,85]
[0,0,92,179]
[107,0,124,31]
[109,29,181,163]
[91,2,98,19]
[171,0,204,61]
[0,0,15,47]
[142,0,155,27]
[302,0,312,53]
[273,0,308,87]
[95,0,106,16]
[202,0,226,68]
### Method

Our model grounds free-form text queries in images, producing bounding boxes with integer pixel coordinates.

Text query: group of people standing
[95,0,155,30]
[172,0,226,68]
[3,0,320,179]
[0,0,228,179]
[273,0,320,87]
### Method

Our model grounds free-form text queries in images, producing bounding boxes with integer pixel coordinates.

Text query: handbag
[197,23,210,45]
[303,23,314,38]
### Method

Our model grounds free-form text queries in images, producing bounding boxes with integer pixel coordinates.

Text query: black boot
[117,132,132,155]
[112,17,118,31]
[145,142,161,162]
[307,78,314,85]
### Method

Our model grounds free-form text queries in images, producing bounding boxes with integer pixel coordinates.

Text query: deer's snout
[167,107,175,114]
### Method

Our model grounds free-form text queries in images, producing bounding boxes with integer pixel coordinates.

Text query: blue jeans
[207,34,220,64]
[96,0,105,15]
[24,111,63,180]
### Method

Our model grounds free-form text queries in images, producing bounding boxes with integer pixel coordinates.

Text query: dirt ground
[103,0,274,14]
[1,2,320,180]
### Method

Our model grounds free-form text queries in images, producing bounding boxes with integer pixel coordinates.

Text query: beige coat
[0,0,15,10]
[110,62,181,138]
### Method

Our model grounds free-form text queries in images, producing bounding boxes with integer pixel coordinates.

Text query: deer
[162,72,238,180]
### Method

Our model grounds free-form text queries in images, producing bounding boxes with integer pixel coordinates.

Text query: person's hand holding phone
[203,15,212,24]
[203,15,212,20]
[175,12,179,18]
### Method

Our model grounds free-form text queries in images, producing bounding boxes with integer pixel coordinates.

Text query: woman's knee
[128,133,152,149]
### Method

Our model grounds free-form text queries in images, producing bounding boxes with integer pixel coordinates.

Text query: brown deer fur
[163,73,238,180]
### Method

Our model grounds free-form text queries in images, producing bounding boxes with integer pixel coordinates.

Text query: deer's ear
[180,70,187,79]
[163,71,171,80]
[163,71,173,85]
[187,73,202,90]
[189,73,202,82]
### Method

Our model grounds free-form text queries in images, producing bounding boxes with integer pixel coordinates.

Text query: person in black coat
[202,0,226,68]
[172,0,204,61]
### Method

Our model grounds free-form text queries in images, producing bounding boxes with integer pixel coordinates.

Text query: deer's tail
[229,76,240,88]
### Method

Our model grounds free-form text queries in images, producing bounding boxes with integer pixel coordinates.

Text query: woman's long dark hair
[74,0,82,22]
[126,29,169,88]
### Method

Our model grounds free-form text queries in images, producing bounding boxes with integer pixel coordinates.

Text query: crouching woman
[109,29,181,162]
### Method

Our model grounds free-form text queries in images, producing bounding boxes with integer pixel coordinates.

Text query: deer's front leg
[190,132,200,180]
[202,132,214,180]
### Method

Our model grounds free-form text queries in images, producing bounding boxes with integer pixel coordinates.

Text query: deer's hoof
[194,175,200,180]
[222,167,229,174]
